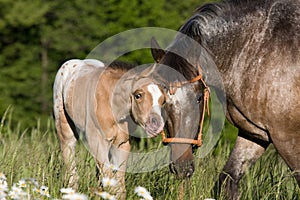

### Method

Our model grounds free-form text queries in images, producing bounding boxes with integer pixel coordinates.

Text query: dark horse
[151,0,300,198]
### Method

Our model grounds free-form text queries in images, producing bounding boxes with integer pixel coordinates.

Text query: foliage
[0,0,212,128]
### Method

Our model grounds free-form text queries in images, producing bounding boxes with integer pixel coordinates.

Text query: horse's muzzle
[170,159,195,178]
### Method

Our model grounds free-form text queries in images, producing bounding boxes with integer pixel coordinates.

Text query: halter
[161,64,210,147]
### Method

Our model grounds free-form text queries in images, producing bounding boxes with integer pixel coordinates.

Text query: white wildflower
[108,195,116,200]
[0,180,7,188]
[32,187,40,194]
[8,185,26,199]
[96,191,116,200]
[0,182,8,192]
[10,184,23,194]
[60,188,76,194]
[8,190,19,199]
[62,193,88,200]
[0,191,7,199]
[17,179,27,188]
[134,186,152,199]
[105,163,119,171]
[101,177,117,187]
[0,173,6,181]
[40,186,50,197]
[142,193,153,200]
[96,191,109,199]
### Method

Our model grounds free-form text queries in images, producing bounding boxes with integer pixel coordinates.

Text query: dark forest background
[0,0,212,128]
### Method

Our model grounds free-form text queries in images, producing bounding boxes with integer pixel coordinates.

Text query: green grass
[0,113,299,199]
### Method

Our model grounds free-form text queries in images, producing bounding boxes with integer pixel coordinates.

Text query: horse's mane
[179,0,276,44]
[163,0,279,83]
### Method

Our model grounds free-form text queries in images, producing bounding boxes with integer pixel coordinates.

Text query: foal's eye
[134,93,142,100]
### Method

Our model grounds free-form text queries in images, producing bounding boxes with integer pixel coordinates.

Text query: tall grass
[0,111,299,199]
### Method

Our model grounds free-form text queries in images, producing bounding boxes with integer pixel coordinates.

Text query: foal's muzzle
[145,113,164,137]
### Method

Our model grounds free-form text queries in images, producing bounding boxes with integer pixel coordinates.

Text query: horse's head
[150,38,206,178]
[130,76,166,138]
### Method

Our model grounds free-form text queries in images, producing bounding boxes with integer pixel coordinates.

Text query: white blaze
[147,84,163,115]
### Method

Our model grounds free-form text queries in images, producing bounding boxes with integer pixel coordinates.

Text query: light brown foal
[53,59,165,198]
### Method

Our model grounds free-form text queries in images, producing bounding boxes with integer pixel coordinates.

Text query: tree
[0,0,213,128]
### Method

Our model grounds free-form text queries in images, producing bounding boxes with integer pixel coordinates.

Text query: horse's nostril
[186,166,194,178]
[170,160,195,178]
[186,172,192,177]
[151,117,156,124]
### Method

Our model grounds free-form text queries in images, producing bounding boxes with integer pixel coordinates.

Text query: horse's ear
[151,37,165,63]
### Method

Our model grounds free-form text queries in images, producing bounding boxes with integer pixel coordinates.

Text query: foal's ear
[151,37,165,63]
[140,64,157,78]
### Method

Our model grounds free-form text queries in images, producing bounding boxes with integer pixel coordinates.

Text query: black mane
[173,0,300,76]
[179,0,277,44]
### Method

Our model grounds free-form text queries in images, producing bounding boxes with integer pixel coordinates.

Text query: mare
[53,59,167,198]
[151,0,300,198]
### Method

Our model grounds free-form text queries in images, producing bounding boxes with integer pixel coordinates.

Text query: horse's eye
[196,94,203,104]
[134,93,142,100]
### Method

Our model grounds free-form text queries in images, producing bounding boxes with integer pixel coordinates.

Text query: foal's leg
[84,124,117,186]
[54,107,79,189]
[109,138,130,199]
[84,125,111,176]
[219,131,269,200]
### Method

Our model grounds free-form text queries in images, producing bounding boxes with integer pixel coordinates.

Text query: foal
[53,59,165,198]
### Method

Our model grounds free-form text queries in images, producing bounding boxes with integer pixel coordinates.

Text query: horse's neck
[112,77,132,122]
[200,11,267,89]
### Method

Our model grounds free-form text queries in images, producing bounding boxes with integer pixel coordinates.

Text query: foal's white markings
[147,84,162,105]
[83,59,105,67]
[147,84,163,115]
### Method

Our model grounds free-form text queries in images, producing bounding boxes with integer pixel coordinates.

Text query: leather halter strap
[161,64,210,147]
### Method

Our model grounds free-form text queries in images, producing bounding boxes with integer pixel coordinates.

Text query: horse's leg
[270,131,300,186]
[54,107,79,189]
[219,131,269,200]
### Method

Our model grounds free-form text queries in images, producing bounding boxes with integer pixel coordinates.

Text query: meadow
[0,109,299,200]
